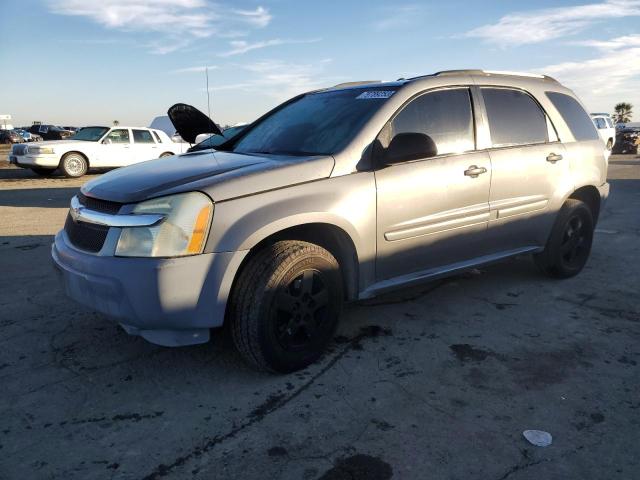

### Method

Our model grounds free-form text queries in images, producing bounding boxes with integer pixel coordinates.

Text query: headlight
[115,192,213,257]
[28,146,55,155]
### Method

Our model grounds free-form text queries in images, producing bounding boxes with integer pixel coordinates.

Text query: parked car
[0,129,24,144]
[9,126,182,177]
[63,126,79,133]
[14,129,43,142]
[612,127,640,154]
[52,70,608,372]
[28,124,73,141]
[590,113,616,150]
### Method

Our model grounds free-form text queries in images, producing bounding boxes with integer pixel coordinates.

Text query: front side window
[231,88,397,156]
[152,131,162,143]
[133,129,155,144]
[380,88,475,157]
[104,129,130,144]
[482,88,548,147]
[606,117,614,128]
[546,92,599,141]
[594,118,606,129]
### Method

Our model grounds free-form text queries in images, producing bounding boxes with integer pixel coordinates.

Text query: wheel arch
[230,222,360,302]
[568,185,601,224]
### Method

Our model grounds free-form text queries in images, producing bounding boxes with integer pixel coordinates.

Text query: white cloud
[465,0,640,46]
[232,6,272,28]
[541,34,640,111]
[372,5,424,31]
[206,59,339,100]
[219,38,322,57]
[47,0,272,53]
[171,65,218,74]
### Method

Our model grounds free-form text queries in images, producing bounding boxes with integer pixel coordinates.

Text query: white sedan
[8,126,184,177]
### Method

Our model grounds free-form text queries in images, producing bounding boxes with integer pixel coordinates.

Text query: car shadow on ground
[0,187,81,208]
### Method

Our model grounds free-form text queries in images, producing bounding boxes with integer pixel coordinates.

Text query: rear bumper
[52,231,247,346]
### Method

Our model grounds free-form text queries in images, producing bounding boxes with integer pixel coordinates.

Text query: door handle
[464,165,487,178]
[546,153,563,163]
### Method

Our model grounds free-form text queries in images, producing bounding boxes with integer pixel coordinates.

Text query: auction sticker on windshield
[356,91,396,99]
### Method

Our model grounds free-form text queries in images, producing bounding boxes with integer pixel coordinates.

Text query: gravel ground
[1,156,639,480]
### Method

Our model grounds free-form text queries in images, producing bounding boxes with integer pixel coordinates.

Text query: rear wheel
[534,199,594,278]
[229,240,343,373]
[60,152,88,178]
[30,167,56,176]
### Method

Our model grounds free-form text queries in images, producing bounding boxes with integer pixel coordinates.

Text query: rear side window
[386,88,475,156]
[133,129,155,143]
[152,131,162,143]
[546,92,599,141]
[594,118,606,129]
[482,88,548,147]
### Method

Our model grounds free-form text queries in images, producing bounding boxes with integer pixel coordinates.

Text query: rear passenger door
[479,87,571,251]
[131,129,159,164]
[374,87,492,281]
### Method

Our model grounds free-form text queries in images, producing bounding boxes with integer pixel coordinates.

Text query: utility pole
[205,67,211,120]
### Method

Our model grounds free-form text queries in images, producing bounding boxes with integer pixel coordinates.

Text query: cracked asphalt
[1,154,639,480]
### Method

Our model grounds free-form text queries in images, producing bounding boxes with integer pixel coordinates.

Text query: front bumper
[52,231,247,346]
[10,153,59,168]
[598,181,610,208]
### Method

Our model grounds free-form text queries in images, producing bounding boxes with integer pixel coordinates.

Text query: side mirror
[385,132,437,164]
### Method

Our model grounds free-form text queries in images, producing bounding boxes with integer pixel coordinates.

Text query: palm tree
[113,120,120,126]
[613,103,633,124]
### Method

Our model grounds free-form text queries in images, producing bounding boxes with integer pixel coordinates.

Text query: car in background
[612,127,640,154]
[63,126,79,133]
[28,124,74,141]
[590,113,616,150]
[15,129,43,142]
[0,129,24,144]
[9,126,182,177]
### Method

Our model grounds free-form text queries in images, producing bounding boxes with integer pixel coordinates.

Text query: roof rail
[409,69,559,83]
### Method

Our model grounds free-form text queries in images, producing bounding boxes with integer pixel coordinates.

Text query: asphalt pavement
[1,156,639,479]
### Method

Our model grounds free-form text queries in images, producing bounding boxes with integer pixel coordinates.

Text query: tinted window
[385,88,474,156]
[133,129,155,143]
[546,92,599,141]
[104,129,130,144]
[482,88,548,147]
[232,88,397,156]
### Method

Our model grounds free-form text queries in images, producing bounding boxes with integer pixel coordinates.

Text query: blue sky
[1,0,639,127]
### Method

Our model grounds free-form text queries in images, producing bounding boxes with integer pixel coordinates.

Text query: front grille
[13,144,27,155]
[78,192,122,214]
[64,214,109,253]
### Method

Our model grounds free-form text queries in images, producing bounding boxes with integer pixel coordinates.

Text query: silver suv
[53,70,609,372]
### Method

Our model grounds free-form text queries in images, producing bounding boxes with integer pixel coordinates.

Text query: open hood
[167,103,222,144]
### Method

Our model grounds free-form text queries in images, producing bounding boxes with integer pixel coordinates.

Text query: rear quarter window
[546,92,599,141]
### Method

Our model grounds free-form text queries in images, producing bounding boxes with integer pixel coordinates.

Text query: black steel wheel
[534,199,594,278]
[230,240,343,373]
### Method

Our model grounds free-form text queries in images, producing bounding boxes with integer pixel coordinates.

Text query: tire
[30,167,55,176]
[534,199,594,278]
[159,152,174,158]
[229,240,343,373]
[606,139,613,151]
[60,152,88,178]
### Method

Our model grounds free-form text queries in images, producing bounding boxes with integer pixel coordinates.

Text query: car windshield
[231,87,398,156]
[71,127,109,141]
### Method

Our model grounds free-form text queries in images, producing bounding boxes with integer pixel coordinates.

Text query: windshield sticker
[356,90,395,100]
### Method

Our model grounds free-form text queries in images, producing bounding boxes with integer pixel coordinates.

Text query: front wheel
[159,152,174,158]
[606,139,613,151]
[60,152,88,178]
[534,199,594,278]
[229,240,343,373]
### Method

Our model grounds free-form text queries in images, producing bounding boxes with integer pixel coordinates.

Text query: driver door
[374,87,492,281]
[99,128,132,167]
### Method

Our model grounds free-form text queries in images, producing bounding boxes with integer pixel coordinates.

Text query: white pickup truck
[9,126,183,177]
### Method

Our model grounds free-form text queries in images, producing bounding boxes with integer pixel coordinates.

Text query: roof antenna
[205,67,212,120]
